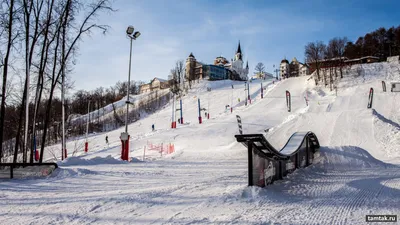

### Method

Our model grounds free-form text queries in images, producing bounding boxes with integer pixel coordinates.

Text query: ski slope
[1,61,400,225]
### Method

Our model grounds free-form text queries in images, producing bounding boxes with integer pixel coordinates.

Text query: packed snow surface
[1,61,400,224]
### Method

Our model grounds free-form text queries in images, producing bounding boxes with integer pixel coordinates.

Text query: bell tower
[234,41,243,62]
[185,52,196,80]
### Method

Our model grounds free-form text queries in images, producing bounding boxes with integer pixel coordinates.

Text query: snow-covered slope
[1,61,399,225]
[69,89,170,124]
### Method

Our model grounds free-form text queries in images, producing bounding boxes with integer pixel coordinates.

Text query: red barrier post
[120,139,125,160]
[84,142,88,152]
[124,135,130,161]
[120,133,130,161]
[35,150,40,161]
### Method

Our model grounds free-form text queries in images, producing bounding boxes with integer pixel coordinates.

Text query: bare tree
[305,41,326,84]
[39,0,114,162]
[32,0,58,160]
[254,62,265,77]
[175,60,185,93]
[336,37,348,79]
[325,45,334,91]
[170,60,185,95]
[0,0,18,162]
[170,68,179,94]
[19,0,46,163]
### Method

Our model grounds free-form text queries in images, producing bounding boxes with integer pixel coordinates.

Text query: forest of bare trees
[170,60,186,94]
[0,0,115,163]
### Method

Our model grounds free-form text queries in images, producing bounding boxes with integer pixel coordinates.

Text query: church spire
[235,41,243,61]
[236,41,242,54]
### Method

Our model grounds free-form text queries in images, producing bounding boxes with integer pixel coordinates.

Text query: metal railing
[0,162,58,179]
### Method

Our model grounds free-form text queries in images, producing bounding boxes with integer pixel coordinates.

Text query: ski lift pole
[85,100,90,152]
[248,82,251,104]
[171,93,176,128]
[261,82,263,99]
[231,85,233,113]
[180,99,183,123]
[245,82,247,106]
[198,98,202,124]
[208,91,210,119]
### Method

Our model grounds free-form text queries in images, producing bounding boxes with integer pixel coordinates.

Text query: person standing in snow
[152,124,155,131]
[105,135,109,145]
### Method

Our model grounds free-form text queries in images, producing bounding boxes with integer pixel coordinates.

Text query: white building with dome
[280,57,309,78]
[185,41,249,81]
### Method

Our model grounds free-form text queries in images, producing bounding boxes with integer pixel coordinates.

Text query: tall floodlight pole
[85,100,90,152]
[125,37,133,134]
[121,25,141,161]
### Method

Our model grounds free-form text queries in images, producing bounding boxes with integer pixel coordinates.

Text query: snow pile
[317,146,393,171]
[51,167,99,178]
[372,109,400,162]
[59,155,129,166]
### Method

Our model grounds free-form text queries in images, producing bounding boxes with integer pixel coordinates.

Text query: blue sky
[72,0,400,92]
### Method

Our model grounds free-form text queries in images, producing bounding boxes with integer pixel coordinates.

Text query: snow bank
[317,146,394,171]
[372,109,400,162]
[59,155,128,166]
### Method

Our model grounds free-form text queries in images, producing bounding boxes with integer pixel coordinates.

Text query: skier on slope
[105,135,109,145]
